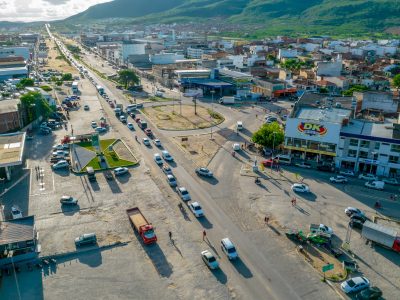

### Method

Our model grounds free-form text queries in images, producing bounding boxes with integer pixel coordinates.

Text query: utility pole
[193,96,197,115]
[210,89,215,140]
[180,91,182,115]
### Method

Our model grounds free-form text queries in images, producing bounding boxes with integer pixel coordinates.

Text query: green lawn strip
[100,138,116,151]
[76,141,95,152]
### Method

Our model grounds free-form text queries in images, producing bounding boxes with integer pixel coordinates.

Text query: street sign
[322,263,334,272]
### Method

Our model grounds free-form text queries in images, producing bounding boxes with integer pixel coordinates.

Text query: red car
[144,128,153,137]
[110,103,115,108]
[262,159,278,167]
[135,117,141,123]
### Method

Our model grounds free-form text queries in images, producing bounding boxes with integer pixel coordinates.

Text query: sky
[0,0,111,22]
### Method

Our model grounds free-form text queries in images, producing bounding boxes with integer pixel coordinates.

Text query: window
[391,144,400,153]
[374,142,380,150]
[348,149,357,157]
[359,151,368,158]
[349,139,358,147]
[389,155,399,163]
[360,140,370,148]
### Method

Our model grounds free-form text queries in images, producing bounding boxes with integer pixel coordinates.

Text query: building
[0,56,28,81]
[315,59,342,77]
[252,78,296,98]
[0,99,22,133]
[0,47,31,61]
[354,91,398,114]
[0,132,26,180]
[187,47,205,59]
[121,41,146,63]
[149,52,185,65]
[278,49,298,60]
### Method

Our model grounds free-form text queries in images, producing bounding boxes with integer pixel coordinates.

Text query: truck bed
[126,207,148,229]
[362,221,398,248]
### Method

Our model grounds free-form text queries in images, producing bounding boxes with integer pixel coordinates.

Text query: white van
[365,180,385,190]
[275,154,291,165]
[236,121,243,131]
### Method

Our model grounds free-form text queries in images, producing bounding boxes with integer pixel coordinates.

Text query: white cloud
[0,0,111,22]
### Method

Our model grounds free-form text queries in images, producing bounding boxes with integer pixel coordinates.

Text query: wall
[316,60,342,77]
[354,92,397,113]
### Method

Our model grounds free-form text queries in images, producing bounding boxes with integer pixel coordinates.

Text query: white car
[382,177,399,185]
[295,162,312,169]
[189,202,204,217]
[153,139,162,147]
[52,160,69,169]
[232,143,240,151]
[329,175,348,183]
[166,174,177,187]
[154,153,163,165]
[119,115,126,123]
[339,170,355,177]
[91,121,97,128]
[162,150,174,162]
[127,123,134,130]
[221,238,238,260]
[176,187,191,201]
[11,206,23,219]
[195,167,213,177]
[60,196,78,205]
[201,250,219,270]
[358,174,378,181]
[53,144,69,150]
[345,207,366,217]
[291,183,310,193]
[52,150,69,157]
[95,126,107,133]
[114,167,129,176]
[143,138,151,146]
[341,276,370,294]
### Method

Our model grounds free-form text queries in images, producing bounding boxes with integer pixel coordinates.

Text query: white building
[278,49,298,60]
[120,42,146,62]
[315,57,342,77]
[187,47,204,59]
[149,52,185,64]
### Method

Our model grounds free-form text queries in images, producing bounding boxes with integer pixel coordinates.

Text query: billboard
[285,118,341,144]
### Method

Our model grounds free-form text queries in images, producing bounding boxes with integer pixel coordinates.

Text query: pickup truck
[126,207,157,244]
[309,224,333,237]
[361,221,400,252]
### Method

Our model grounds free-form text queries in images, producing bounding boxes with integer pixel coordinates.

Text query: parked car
[295,162,312,169]
[291,183,310,193]
[330,175,348,183]
[201,250,219,270]
[144,128,153,137]
[262,159,276,167]
[11,206,22,219]
[95,126,107,133]
[166,174,177,187]
[114,167,129,176]
[60,195,78,205]
[195,167,213,177]
[382,177,399,185]
[162,165,173,175]
[176,187,191,201]
[356,287,382,300]
[127,123,134,130]
[143,138,151,146]
[221,238,238,260]
[52,150,69,157]
[232,143,240,151]
[317,164,334,172]
[358,174,378,181]
[53,144,69,150]
[154,153,163,165]
[162,150,174,162]
[84,105,89,111]
[350,214,366,229]
[345,207,366,218]
[189,201,204,217]
[153,139,162,147]
[365,180,384,190]
[91,121,97,128]
[265,116,278,124]
[75,233,97,247]
[340,170,355,177]
[52,160,69,170]
[119,115,127,123]
[341,276,370,294]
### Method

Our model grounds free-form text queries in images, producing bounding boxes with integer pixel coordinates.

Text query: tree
[61,73,73,81]
[19,92,54,124]
[252,122,284,149]
[16,78,34,90]
[393,74,400,90]
[117,69,139,89]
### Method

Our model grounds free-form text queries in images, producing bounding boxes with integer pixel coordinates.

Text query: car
[144,128,153,137]
[341,276,370,294]
[262,158,277,167]
[356,287,382,300]
[53,144,69,150]
[265,116,278,124]
[358,174,378,181]
[127,123,134,130]
[166,174,177,187]
[330,175,348,183]
[382,177,399,185]
[11,206,22,219]
[201,250,219,270]
[52,160,69,170]
[339,170,355,177]
[295,162,312,169]
[119,115,127,123]
[52,150,69,157]
[60,195,78,205]
[153,139,162,147]
[162,165,173,175]
[75,233,97,247]
[114,167,129,176]
[162,150,174,162]
[135,117,141,123]
[345,207,366,218]
[154,153,163,165]
[232,143,240,151]
[195,167,213,177]
[189,201,204,217]
[350,214,366,229]
[176,187,191,201]
[143,138,151,146]
[291,183,310,193]
[91,121,97,128]
[95,126,107,133]
[84,105,89,111]
[221,238,238,260]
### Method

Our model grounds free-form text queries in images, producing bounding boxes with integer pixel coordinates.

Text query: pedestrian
[293,197,297,206]
[291,198,295,206]
[264,216,269,225]
[168,231,172,240]
[202,230,206,241]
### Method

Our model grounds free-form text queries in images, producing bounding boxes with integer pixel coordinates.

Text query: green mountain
[65,0,400,36]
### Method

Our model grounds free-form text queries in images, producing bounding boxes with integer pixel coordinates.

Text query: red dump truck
[361,221,400,252]
[126,207,157,244]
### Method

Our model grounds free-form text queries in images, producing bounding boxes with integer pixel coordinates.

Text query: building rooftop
[0,66,28,76]
[341,119,400,141]
[0,216,35,246]
[0,99,19,114]
[296,107,352,124]
[218,68,252,79]
[298,92,355,109]
[0,132,26,168]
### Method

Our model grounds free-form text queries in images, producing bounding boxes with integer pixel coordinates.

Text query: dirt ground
[43,38,78,75]
[143,104,224,130]
[173,132,226,167]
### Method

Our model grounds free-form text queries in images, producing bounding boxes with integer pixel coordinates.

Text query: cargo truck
[126,207,157,244]
[138,119,147,129]
[218,96,235,105]
[361,221,400,252]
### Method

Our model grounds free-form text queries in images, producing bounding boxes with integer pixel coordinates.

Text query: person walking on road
[264,216,269,225]
[202,230,206,241]
[168,231,172,240]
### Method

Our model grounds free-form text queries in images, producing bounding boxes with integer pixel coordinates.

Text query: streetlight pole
[272,132,277,154]
[180,91,182,115]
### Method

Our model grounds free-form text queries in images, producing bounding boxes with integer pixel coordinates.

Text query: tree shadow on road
[232,257,253,278]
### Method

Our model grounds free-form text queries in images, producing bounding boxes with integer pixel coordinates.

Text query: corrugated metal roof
[0,216,34,246]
